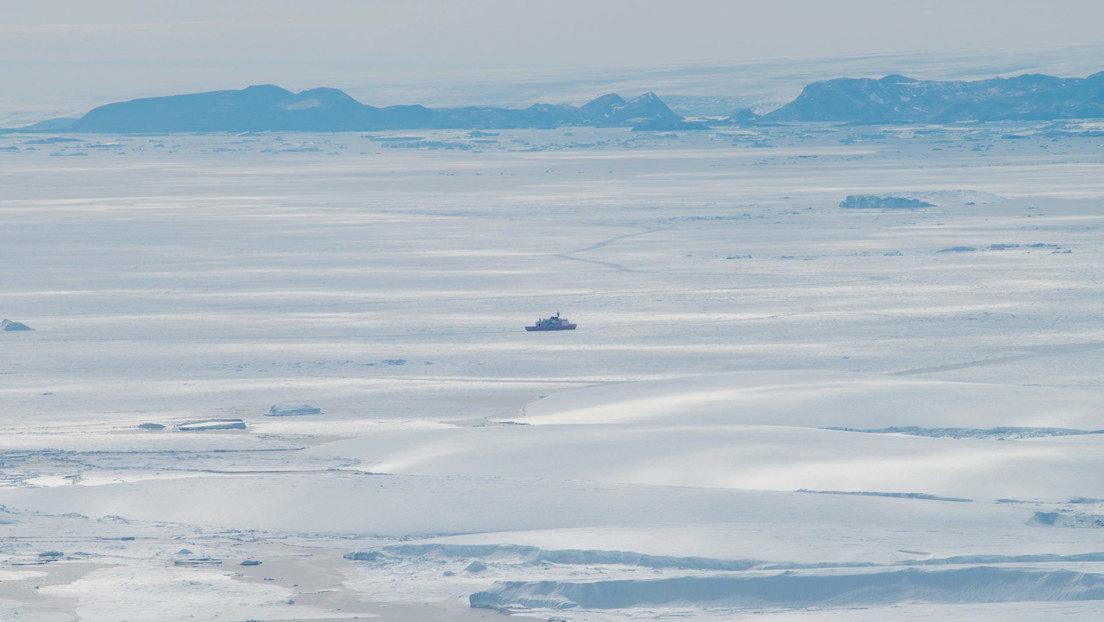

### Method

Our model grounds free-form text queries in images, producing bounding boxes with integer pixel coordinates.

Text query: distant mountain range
[14,71,1104,133]
[42,85,703,133]
[741,71,1104,124]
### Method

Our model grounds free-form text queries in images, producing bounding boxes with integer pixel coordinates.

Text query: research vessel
[525,312,576,331]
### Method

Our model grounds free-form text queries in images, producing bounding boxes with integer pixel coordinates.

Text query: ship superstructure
[525,312,577,331]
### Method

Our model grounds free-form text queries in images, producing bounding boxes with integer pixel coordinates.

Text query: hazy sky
[6,0,1104,66]
[3,0,1104,117]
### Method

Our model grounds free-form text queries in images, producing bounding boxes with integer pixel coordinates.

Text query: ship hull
[525,324,576,331]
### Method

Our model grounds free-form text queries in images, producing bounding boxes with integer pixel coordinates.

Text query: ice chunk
[344,551,383,562]
[840,195,933,209]
[471,567,1104,610]
[841,190,1002,209]
[177,419,246,431]
[267,404,323,417]
[1,319,33,331]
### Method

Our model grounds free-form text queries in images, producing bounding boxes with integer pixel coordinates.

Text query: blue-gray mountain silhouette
[33,71,1104,133]
[61,85,694,133]
[742,72,1104,124]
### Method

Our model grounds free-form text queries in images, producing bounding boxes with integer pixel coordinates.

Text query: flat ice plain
[2,121,1104,620]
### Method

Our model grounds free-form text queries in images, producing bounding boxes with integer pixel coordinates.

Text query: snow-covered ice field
[2,123,1104,620]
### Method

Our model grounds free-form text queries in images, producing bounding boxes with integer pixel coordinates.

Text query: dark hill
[59,86,695,133]
[752,71,1104,124]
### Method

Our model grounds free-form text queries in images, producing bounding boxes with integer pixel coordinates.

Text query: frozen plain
[2,123,1104,620]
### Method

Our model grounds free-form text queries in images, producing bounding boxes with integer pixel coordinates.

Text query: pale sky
[5,0,1104,65]
[3,0,1104,118]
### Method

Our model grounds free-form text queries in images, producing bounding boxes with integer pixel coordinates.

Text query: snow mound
[824,426,1103,440]
[841,190,1003,208]
[518,371,1104,430]
[303,372,1104,501]
[894,189,1004,206]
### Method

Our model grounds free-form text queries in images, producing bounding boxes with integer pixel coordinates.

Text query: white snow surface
[3,123,1104,620]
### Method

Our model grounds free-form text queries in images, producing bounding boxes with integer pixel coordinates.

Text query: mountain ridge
[53,86,698,133]
[739,71,1104,124]
[14,70,1104,133]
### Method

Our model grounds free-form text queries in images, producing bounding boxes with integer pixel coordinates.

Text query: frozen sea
[2,122,1104,620]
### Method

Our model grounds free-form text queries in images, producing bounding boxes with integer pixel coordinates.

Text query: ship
[525,312,576,331]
